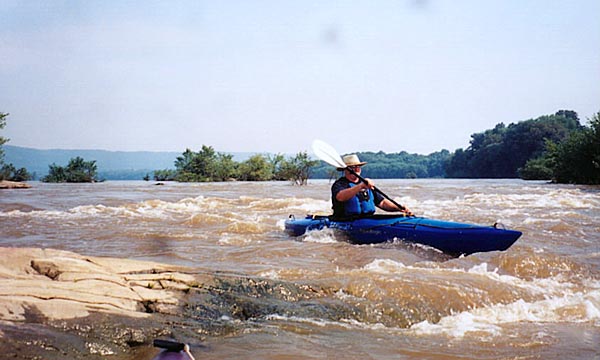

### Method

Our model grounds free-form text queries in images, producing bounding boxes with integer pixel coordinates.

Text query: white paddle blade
[312,139,346,169]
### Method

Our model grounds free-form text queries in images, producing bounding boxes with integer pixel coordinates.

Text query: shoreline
[0,180,31,189]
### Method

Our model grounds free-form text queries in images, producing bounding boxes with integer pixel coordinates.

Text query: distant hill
[3,145,255,180]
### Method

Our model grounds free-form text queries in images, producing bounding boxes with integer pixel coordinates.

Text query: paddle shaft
[346,167,406,212]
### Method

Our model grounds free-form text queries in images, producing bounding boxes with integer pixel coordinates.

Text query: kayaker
[331,154,412,219]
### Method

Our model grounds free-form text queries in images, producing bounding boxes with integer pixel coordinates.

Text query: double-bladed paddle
[311,139,410,214]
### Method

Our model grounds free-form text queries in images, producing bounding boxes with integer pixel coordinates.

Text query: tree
[0,112,32,182]
[174,146,237,182]
[277,151,319,185]
[153,169,176,181]
[42,157,98,183]
[0,112,8,165]
[547,111,600,184]
[237,154,273,181]
[518,155,553,180]
[445,111,582,178]
[0,163,32,182]
[269,154,287,181]
[174,149,195,174]
[214,153,237,181]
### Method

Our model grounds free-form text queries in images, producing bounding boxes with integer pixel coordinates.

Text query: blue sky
[1,0,599,155]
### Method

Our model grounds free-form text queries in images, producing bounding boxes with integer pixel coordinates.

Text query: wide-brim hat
[337,154,367,171]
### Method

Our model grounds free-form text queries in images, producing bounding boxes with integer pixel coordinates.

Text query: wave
[0,195,330,221]
[262,258,600,338]
[410,287,600,338]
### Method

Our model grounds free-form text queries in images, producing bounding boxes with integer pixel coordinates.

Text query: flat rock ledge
[0,247,203,359]
[0,247,357,359]
[0,180,31,189]
[0,247,198,321]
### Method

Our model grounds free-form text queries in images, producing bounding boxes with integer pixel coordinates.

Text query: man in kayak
[331,154,412,219]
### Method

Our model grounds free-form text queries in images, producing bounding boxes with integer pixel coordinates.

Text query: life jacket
[344,182,376,216]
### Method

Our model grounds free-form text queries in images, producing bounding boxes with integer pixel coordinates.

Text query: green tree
[445,111,582,178]
[238,154,273,181]
[42,157,98,183]
[174,146,236,182]
[277,151,319,185]
[0,112,8,166]
[518,154,554,180]
[190,145,218,180]
[174,148,195,174]
[0,112,33,182]
[270,154,287,181]
[0,163,32,182]
[44,163,67,183]
[547,111,600,184]
[153,169,177,181]
[214,153,237,181]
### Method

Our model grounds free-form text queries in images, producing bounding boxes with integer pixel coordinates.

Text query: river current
[1,179,599,359]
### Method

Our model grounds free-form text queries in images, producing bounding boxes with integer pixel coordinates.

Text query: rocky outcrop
[0,247,363,359]
[0,180,31,189]
[0,248,194,322]
[0,247,204,359]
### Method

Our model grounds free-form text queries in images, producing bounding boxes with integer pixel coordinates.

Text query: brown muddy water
[1,179,599,359]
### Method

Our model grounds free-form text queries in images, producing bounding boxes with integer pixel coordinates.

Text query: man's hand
[360,178,375,190]
[400,207,414,216]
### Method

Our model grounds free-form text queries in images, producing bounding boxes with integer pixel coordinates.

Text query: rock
[0,247,356,359]
[0,248,190,322]
[0,247,202,359]
[0,180,31,189]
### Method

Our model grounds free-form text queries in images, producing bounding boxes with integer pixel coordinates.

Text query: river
[1,179,599,359]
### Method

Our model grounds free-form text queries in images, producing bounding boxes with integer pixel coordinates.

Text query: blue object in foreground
[285,214,522,256]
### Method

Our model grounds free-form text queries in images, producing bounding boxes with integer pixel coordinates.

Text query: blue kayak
[284,214,522,256]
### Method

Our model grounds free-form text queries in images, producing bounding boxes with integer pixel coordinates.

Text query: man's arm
[376,197,412,214]
[335,181,369,202]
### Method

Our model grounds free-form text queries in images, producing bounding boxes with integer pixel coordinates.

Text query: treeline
[445,110,582,178]
[151,145,318,185]
[311,150,451,179]
[311,109,599,184]
[443,110,600,184]
[2,109,599,184]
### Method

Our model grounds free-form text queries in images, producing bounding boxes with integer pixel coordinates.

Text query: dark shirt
[331,176,384,218]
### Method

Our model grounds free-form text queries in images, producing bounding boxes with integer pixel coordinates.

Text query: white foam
[411,288,600,338]
[265,314,389,331]
[361,260,577,298]
[302,228,338,244]
[258,269,280,279]
[0,195,282,222]
[217,233,254,245]
[414,188,599,226]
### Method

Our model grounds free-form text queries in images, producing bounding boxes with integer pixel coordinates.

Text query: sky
[1,0,599,156]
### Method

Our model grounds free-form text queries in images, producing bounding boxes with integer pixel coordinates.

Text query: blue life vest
[344,182,376,216]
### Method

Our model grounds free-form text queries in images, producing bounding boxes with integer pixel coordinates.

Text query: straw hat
[337,154,367,170]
